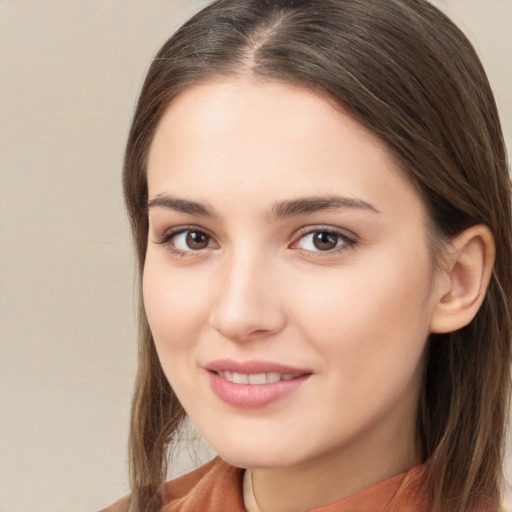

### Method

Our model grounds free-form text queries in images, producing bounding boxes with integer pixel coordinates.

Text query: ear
[430,225,495,334]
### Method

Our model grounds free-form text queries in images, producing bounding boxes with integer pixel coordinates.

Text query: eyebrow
[147,195,218,217]
[147,194,379,219]
[267,195,380,220]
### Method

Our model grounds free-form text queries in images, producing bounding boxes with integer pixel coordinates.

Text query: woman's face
[144,78,443,473]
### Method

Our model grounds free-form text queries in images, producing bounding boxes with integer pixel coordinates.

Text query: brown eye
[312,232,338,251]
[294,228,355,254]
[162,229,214,252]
[185,231,210,250]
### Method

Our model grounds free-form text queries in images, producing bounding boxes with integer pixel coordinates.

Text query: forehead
[149,78,384,163]
[147,78,424,221]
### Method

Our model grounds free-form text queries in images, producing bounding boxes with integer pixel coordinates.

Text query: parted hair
[122,1,512,511]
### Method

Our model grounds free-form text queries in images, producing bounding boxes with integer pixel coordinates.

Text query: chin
[207,434,301,469]
[218,450,290,470]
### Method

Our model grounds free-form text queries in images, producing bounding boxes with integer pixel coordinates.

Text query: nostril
[248,329,271,337]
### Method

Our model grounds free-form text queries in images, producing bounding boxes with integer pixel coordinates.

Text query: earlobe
[430,225,495,334]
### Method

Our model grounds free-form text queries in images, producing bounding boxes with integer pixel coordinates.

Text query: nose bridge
[209,244,285,341]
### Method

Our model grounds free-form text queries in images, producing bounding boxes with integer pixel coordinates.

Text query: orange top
[101,456,429,512]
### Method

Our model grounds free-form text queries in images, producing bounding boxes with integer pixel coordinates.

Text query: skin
[143,78,450,512]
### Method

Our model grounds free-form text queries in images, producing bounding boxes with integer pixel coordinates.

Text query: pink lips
[205,359,311,408]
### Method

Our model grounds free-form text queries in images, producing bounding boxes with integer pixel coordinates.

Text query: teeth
[217,371,299,384]
[233,372,249,384]
[266,372,281,383]
[248,373,267,384]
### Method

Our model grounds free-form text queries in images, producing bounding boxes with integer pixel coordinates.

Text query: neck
[248,420,422,512]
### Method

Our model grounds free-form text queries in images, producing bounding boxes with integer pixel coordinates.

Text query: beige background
[0,1,511,511]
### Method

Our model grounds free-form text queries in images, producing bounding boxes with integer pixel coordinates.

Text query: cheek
[142,257,211,357]
[289,252,434,374]
[287,259,432,434]
[142,259,217,409]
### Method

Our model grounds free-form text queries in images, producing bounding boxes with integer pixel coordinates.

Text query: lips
[205,359,311,408]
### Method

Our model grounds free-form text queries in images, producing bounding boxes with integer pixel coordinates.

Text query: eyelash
[153,225,357,257]
[154,225,216,257]
[291,226,357,257]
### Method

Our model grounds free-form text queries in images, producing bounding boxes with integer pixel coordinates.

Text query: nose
[208,250,286,342]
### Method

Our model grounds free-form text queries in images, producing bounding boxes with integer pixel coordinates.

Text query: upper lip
[205,358,311,375]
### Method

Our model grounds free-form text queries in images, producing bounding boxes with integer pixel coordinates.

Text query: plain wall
[0,1,510,511]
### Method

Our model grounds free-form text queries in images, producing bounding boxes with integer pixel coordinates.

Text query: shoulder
[161,456,245,511]
[385,464,428,511]
[99,457,244,512]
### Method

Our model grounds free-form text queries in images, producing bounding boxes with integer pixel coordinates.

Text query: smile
[215,371,299,384]
[205,360,312,408]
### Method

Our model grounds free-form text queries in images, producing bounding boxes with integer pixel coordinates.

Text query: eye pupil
[186,231,209,249]
[313,232,338,251]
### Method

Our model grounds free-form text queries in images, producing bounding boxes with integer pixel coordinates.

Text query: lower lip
[207,371,310,408]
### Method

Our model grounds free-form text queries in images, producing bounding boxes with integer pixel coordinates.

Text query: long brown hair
[123,1,512,511]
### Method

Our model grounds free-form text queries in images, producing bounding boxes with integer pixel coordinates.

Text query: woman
[104,0,512,511]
